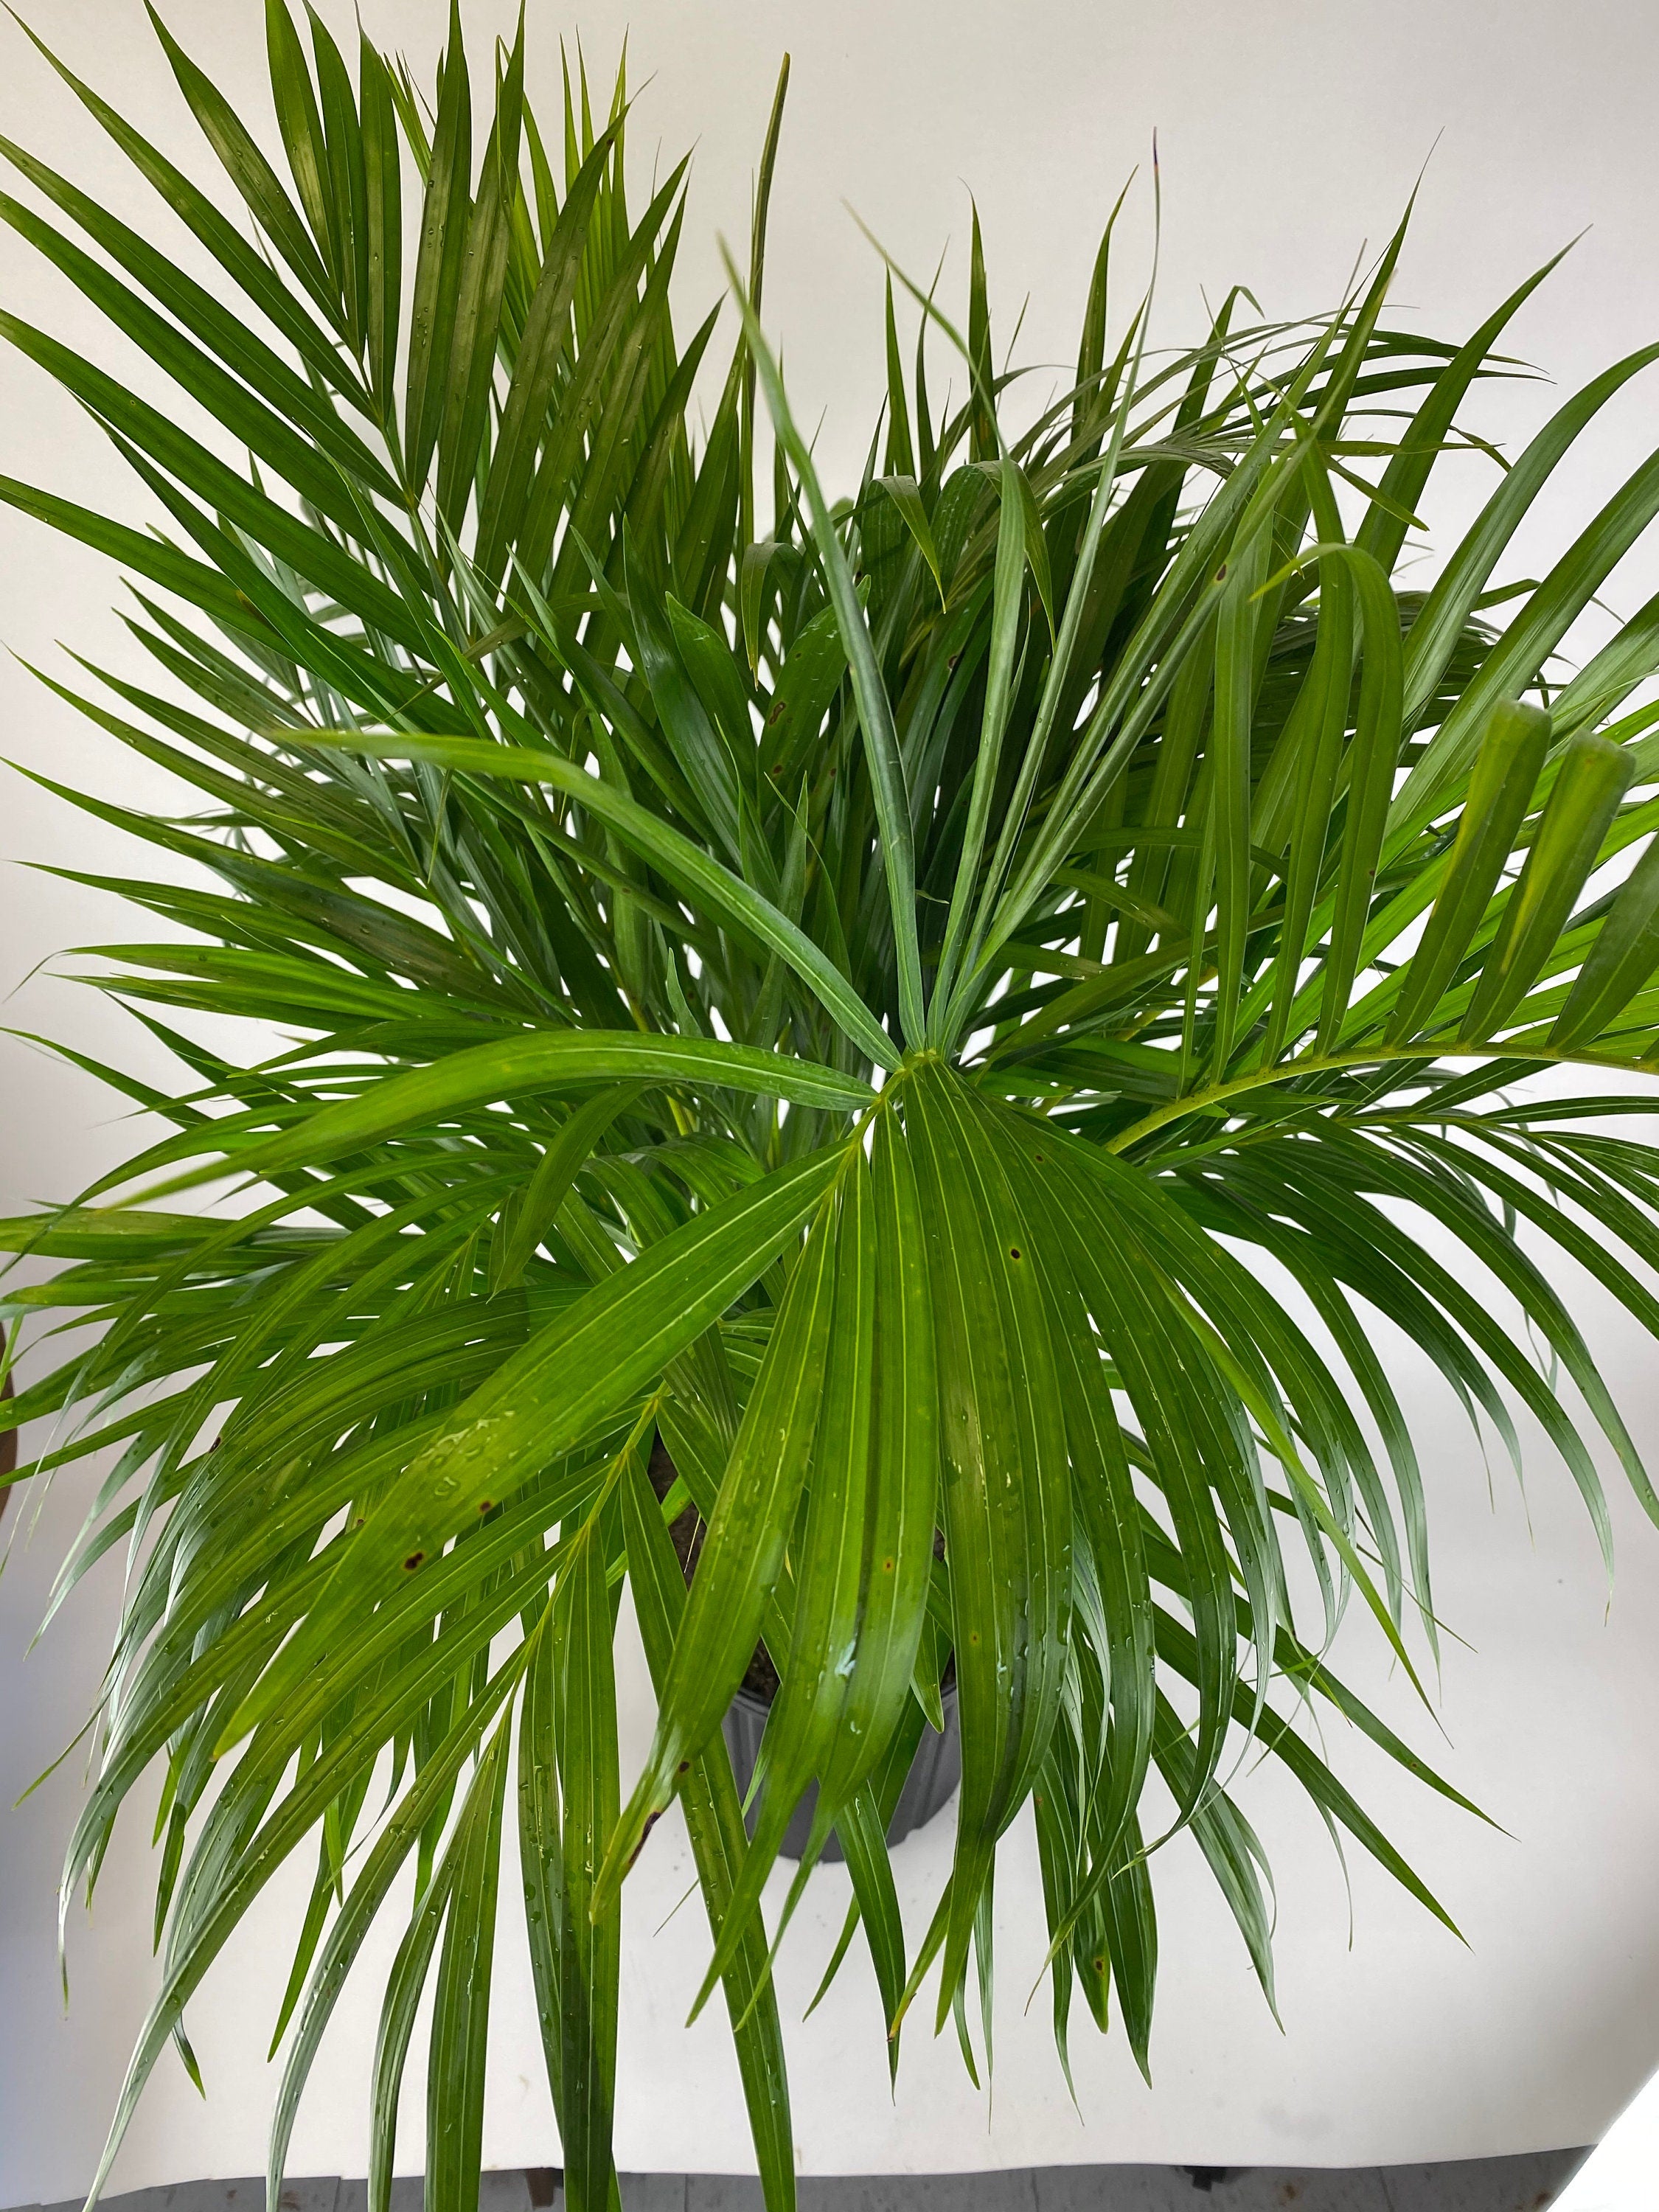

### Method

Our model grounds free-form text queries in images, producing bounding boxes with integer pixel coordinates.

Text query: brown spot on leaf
[626,1807,664,1872]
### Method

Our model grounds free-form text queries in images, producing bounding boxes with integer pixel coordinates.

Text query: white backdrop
[4,0,1659,2199]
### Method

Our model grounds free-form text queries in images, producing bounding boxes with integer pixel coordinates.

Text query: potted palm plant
[5,7,1659,2209]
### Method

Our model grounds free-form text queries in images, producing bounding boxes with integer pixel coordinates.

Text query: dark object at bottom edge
[720,1688,961,1863]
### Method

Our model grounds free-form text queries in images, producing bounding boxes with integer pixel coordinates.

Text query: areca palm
[6,6,1659,2210]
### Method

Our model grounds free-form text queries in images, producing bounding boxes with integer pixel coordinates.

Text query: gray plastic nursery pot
[720,1686,961,1863]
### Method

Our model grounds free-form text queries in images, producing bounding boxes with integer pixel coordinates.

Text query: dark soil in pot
[647,1433,960,1862]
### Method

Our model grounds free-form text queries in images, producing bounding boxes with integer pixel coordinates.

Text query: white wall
[4,0,1659,2197]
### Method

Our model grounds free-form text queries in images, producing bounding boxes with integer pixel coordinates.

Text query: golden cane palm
[5,7,1659,2211]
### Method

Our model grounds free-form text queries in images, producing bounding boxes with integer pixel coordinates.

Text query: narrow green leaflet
[620,1457,796,2212]
[493,1083,645,1290]
[600,1167,843,1893]
[425,1725,512,2212]
[552,1523,622,2212]
[1554,832,1659,1046]
[1464,733,1634,1038]
[136,1032,870,1193]
[1390,700,1551,1040]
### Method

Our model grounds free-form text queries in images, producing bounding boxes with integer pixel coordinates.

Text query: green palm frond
[4,9,1659,2211]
